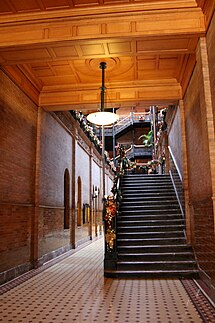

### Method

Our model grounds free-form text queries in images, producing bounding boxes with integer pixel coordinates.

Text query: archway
[64,169,70,229]
[77,176,82,226]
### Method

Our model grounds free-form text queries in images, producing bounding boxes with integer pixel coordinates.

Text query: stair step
[118,215,183,221]
[120,204,179,208]
[118,252,194,261]
[104,269,199,279]
[121,182,173,185]
[119,207,179,217]
[117,225,185,232]
[117,261,197,270]
[122,197,177,201]
[120,203,179,208]
[117,260,197,271]
[117,237,186,246]
[117,231,184,238]
[118,245,193,253]
[123,175,170,178]
[117,219,184,226]
[121,186,174,190]
[122,192,176,195]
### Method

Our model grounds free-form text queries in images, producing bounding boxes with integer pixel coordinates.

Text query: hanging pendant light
[87,62,119,126]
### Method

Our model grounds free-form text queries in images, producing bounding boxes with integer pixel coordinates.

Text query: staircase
[105,174,199,278]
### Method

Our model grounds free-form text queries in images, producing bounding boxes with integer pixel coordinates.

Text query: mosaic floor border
[181,279,215,322]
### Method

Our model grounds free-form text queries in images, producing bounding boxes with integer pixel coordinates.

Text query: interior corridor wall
[0,75,113,284]
[76,143,90,207]
[0,70,37,280]
[38,110,73,259]
[183,31,215,287]
[167,106,183,179]
[207,12,215,127]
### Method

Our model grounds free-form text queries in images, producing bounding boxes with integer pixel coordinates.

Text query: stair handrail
[111,145,132,162]
[168,146,185,217]
[114,115,133,134]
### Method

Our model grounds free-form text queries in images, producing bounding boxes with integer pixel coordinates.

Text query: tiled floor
[0,238,215,323]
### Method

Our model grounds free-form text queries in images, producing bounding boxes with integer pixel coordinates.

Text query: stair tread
[118,244,191,248]
[118,252,193,256]
[117,260,196,264]
[117,231,183,235]
[105,269,199,273]
[118,237,186,241]
[117,225,184,228]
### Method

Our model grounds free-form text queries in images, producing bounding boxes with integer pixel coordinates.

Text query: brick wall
[38,110,72,258]
[184,34,215,286]
[207,12,215,127]
[184,66,212,201]
[167,106,183,178]
[0,70,37,276]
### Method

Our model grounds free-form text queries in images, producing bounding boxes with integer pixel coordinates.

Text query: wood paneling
[0,0,214,110]
[0,1,199,17]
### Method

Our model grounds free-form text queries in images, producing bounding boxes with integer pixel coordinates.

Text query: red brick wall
[207,12,215,128]
[184,38,215,285]
[184,66,212,201]
[0,70,37,273]
[168,106,183,178]
[38,110,72,257]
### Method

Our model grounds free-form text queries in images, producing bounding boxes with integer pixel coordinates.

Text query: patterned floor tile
[0,238,214,322]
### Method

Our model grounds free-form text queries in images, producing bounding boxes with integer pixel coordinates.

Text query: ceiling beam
[0,1,198,24]
[0,8,205,48]
[40,80,182,109]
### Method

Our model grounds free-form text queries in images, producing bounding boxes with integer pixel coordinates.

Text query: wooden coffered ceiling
[0,0,214,113]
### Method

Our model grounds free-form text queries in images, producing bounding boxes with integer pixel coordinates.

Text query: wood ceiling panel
[103,0,130,3]
[0,0,199,16]
[107,42,132,55]
[81,92,99,103]
[137,59,157,70]
[0,48,52,63]
[0,0,212,110]
[77,24,102,37]
[80,44,105,56]
[51,45,79,58]
[159,57,178,70]
[30,62,54,78]
[0,1,14,14]
[106,22,132,34]
[137,38,193,54]
[73,0,99,6]
[51,63,74,76]
[138,69,175,80]
[42,0,71,10]
[39,75,79,85]
[10,0,42,12]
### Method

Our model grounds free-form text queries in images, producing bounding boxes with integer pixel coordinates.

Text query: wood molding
[0,9,205,48]
[2,65,40,105]
[0,1,199,25]
[40,81,182,110]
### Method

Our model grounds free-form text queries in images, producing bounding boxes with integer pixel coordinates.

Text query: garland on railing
[70,110,102,150]
[104,196,117,249]
[104,144,129,250]
[70,110,116,173]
